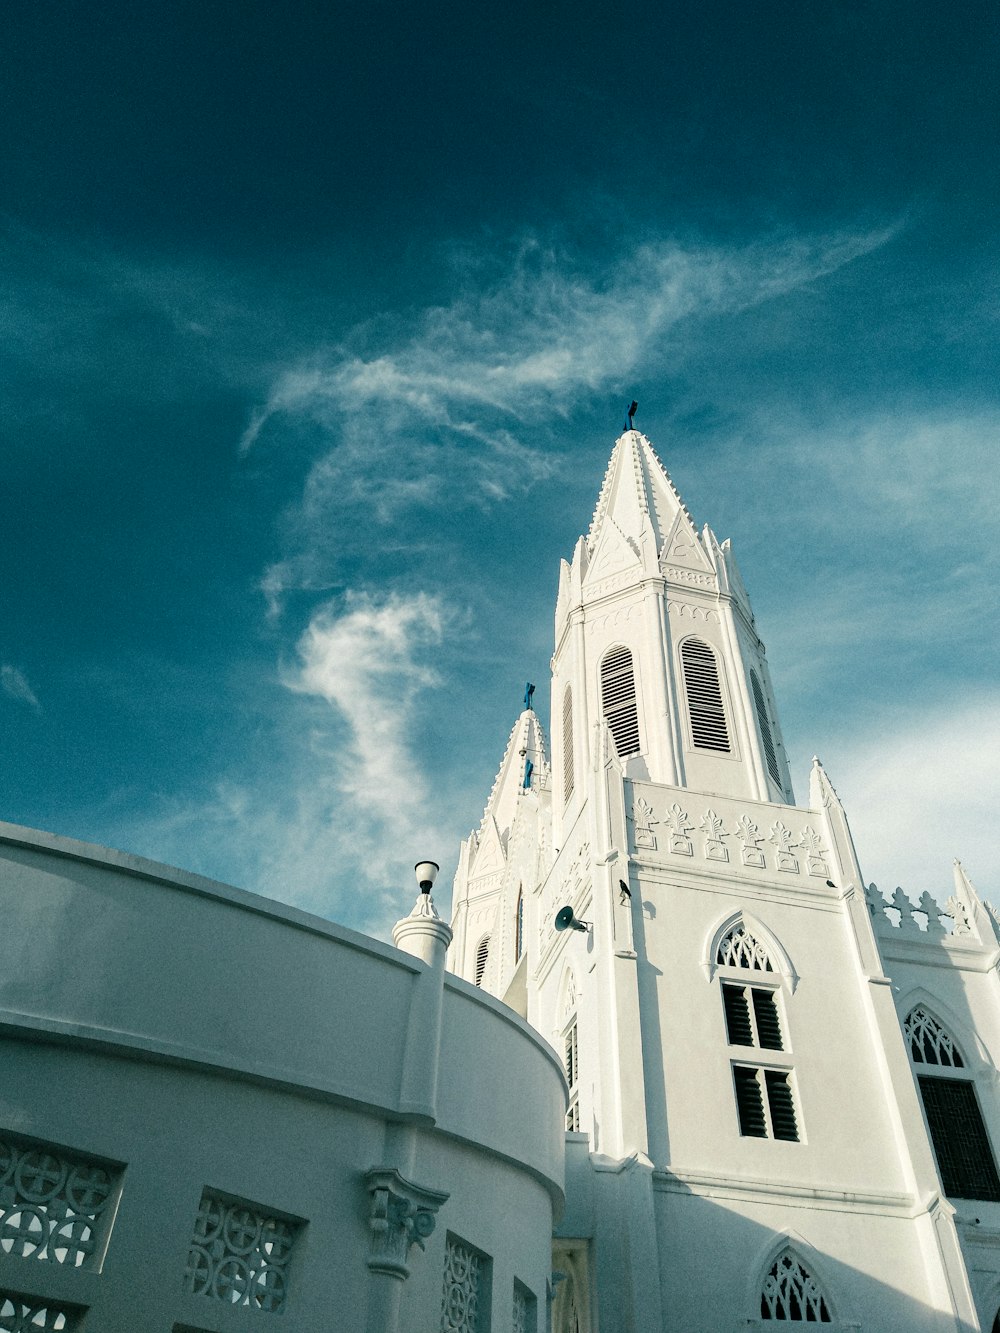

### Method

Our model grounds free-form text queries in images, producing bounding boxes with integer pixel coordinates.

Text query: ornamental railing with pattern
[183,1190,301,1314]
[0,1133,120,1270]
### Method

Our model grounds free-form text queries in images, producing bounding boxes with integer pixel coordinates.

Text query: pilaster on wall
[589,719,649,1162]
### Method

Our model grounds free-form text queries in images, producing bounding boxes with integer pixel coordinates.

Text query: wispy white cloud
[1,665,40,710]
[121,590,463,938]
[247,226,898,607]
[287,589,450,826]
[816,691,1000,903]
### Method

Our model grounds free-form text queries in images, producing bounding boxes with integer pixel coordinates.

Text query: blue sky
[3,2,998,937]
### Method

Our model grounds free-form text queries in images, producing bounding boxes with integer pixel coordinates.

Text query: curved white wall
[0,822,565,1333]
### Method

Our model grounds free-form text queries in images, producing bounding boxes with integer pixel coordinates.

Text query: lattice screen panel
[183,1191,301,1313]
[513,1281,536,1333]
[441,1235,484,1333]
[0,1292,81,1331]
[0,1133,119,1269]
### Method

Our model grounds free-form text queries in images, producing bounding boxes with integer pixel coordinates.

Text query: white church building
[449,429,1000,1333]
[2,428,999,1332]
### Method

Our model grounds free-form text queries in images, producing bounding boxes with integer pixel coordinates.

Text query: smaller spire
[475,706,549,846]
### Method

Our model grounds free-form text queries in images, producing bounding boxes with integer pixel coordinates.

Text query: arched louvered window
[904,1006,1000,1200]
[474,935,490,987]
[680,638,730,753]
[750,669,781,785]
[600,646,640,757]
[514,888,524,961]
[760,1251,832,1321]
[905,1006,964,1067]
[562,686,575,803]
[716,924,773,972]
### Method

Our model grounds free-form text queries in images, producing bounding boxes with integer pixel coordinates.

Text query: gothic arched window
[600,646,640,758]
[717,922,798,1140]
[716,924,773,972]
[514,888,524,962]
[750,669,781,785]
[904,1005,1000,1200]
[562,686,575,803]
[759,1250,832,1321]
[680,638,730,753]
[474,936,490,987]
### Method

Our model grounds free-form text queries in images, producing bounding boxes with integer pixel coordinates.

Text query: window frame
[715,931,801,1143]
[721,980,786,1052]
[731,1063,801,1142]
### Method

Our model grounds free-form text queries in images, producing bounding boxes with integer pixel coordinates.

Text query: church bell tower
[551,429,793,855]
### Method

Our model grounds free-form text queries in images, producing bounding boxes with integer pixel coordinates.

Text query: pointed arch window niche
[474,936,490,988]
[903,1004,1000,1201]
[514,888,524,963]
[680,638,730,754]
[562,686,575,803]
[600,646,641,758]
[759,1250,832,1322]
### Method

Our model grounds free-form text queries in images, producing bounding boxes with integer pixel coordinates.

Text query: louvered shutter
[681,639,730,752]
[751,669,781,784]
[722,984,754,1046]
[474,936,490,987]
[765,1071,799,1141]
[751,989,784,1051]
[733,1066,767,1137]
[562,686,574,801]
[600,647,640,757]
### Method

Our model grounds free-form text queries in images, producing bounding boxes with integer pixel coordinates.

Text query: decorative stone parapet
[364,1166,449,1279]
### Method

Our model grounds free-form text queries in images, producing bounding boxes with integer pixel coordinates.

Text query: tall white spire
[552,428,793,815]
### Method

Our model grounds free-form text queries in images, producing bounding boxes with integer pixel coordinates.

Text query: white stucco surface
[0,822,564,1332]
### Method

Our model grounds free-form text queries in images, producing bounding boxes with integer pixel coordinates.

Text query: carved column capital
[364,1167,449,1279]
